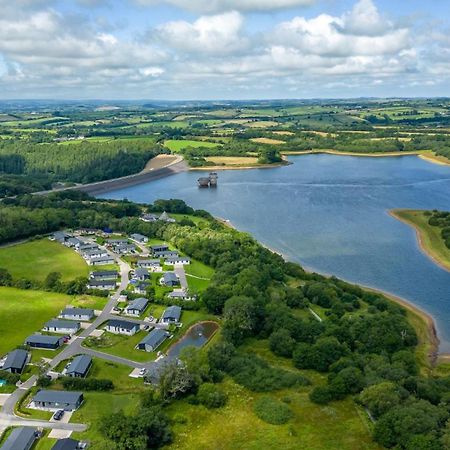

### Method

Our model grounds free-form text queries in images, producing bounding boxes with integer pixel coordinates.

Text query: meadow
[0,239,89,281]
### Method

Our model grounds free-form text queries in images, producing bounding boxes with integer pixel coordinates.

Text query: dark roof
[134,268,149,277]
[26,334,62,345]
[91,270,119,277]
[1,427,37,450]
[107,319,139,331]
[139,329,169,349]
[33,390,82,405]
[167,256,190,263]
[130,233,147,241]
[162,305,182,321]
[61,308,94,317]
[155,250,178,257]
[126,297,148,312]
[3,349,28,372]
[66,355,92,376]
[163,272,179,283]
[137,259,160,266]
[51,438,79,450]
[150,244,169,251]
[44,319,80,330]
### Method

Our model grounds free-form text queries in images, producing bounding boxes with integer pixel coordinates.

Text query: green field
[0,287,103,356]
[164,139,220,152]
[72,392,141,447]
[0,239,89,281]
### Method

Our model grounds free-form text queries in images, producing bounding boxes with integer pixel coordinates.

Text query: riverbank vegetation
[1,193,450,448]
[392,209,450,272]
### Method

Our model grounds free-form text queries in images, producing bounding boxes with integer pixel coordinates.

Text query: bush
[253,396,293,425]
[0,370,20,385]
[197,383,227,409]
[61,377,114,391]
[36,375,52,388]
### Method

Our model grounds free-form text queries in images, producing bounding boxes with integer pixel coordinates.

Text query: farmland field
[0,238,89,281]
[164,139,221,152]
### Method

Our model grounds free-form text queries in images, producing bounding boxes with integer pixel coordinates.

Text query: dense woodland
[0,138,161,187]
[0,193,449,448]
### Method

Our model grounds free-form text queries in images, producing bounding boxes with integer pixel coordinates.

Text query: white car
[139,368,147,376]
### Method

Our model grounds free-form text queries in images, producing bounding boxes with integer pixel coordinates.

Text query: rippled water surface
[102,155,450,350]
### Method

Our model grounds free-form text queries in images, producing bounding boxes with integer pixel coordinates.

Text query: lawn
[165,377,380,450]
[71,392,141,447]
[0,239,89,282]
[186,275,210,293]
[184,259,214,279]
[0,287,104,356]
[164,139,220,152]
[391,209,450,272]
[83,308,216,363]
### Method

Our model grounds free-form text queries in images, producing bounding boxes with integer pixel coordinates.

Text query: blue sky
[0,0,449,99]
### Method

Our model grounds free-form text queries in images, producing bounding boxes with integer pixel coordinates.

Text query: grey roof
[168,290,188,298]
[90,256,114,263]
[91,270,119,278]
[67,237,81,246]
[51,438,79,450]
[61,308,94,317]
[162,305,182,321]
[33,390,82,405]
[26,334,62,345]
[53,231,70,241]
[137,259,160,266]
[1,426,37,450]
[130,233,147,241]
[66,355,92,376]
[139,329,169,349]
[166,257,190,264]
[106,239,128,244]
[2,349,28,372]
[126,297,148,313]
[44,319,80,330]
[150,244,169,251]
[107,319,140,331]
[163,272,179,283]
[134,268,149,277]
[155,251,179,258]
[82,248,105,256]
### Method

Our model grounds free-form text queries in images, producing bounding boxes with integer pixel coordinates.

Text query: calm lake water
[167,322,219,359]
[102,155,450,351]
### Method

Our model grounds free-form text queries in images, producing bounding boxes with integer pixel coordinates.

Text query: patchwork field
[250,137,286,145]
[164,139,221,152]
[204,156,260,166]
[0,238,89,281]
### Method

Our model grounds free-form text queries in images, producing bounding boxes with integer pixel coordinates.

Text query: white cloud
[155,11,248,55]
[135,0,315,13]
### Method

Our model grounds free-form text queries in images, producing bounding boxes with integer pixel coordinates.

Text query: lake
[167,321,219,359]
[102,154,450,351]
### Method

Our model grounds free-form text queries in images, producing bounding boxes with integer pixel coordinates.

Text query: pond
[102,154,450,350]
[167,321,219,359]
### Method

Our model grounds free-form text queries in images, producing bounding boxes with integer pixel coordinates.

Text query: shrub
[253,396,293,425]
[61,377,114,391]
[197,383,227,409]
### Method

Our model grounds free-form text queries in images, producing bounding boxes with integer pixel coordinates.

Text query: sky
[0,0,449,100]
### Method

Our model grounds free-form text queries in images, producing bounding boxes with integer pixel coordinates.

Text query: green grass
[71,392,141,447]
[0,287,70,356]
[186,275,210,293]
[391,209,450,272]
[165,377,380,450]
[164,139,220,152]
[0,239,89,282]
[83,308,216,362]
[185,260,214,279]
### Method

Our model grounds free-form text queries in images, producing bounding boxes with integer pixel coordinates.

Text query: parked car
[139,368,147,376]
[143,325,150,331]
[53,410,64,421]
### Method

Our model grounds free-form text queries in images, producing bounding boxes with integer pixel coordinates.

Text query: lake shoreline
[215,213,445,365]
[389,209,450,274]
